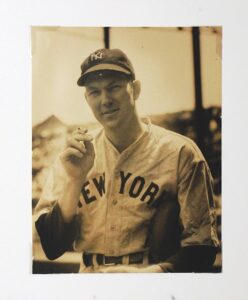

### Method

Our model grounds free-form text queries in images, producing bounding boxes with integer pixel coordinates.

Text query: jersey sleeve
[34,157,79,260]
[34,157,67,221]
[177,142,219,248]
[159,245,217,272]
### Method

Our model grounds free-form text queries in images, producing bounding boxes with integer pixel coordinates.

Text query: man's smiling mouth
[102,109,119,115]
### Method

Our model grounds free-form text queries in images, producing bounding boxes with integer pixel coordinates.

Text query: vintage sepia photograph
[32,26,222,274]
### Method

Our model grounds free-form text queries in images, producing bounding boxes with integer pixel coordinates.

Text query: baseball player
[34,48,219,273]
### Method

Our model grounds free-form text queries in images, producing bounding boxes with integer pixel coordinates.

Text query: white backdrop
[0,0,248,300]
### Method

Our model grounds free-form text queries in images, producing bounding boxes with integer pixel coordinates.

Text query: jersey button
[112,199,118,205]
[110,225,116,231]
[109,249,115,255]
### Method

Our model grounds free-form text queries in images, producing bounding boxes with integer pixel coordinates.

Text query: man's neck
[104,118,146,153]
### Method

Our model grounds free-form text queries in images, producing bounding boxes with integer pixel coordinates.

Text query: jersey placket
[103,139,122,256]
[103,133,150,256]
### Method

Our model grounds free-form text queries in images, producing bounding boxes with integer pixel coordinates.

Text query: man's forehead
[85,77,128,89]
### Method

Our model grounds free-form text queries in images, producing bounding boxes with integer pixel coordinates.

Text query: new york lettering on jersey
[78,171,161,208]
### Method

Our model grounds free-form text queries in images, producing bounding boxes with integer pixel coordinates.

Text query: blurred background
[32,26,222,273]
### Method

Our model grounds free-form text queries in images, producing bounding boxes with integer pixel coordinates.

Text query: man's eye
[89,90,99,96]
[109,85,120,91]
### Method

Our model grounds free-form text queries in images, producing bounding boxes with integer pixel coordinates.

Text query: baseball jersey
[34,119,219,257]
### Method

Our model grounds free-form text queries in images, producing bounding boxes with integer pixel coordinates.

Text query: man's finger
[73,133,94,142]
[68,138,86,153]
[61,147,84,159]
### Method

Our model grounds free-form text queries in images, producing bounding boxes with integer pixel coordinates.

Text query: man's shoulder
[150,123,193,147]
[149,123,204,160]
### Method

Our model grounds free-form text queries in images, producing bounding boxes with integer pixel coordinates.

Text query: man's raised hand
[60,128,95,181]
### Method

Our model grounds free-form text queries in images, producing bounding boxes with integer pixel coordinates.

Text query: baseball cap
[77,48,135,86]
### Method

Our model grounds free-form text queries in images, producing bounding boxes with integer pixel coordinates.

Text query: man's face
[84,76,139,130]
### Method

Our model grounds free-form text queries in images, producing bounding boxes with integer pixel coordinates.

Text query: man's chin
[104,119,120,129]
[101,117,122,130]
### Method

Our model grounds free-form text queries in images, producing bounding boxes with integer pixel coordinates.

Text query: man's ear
[132,80,141,100]
[84,89,88,102]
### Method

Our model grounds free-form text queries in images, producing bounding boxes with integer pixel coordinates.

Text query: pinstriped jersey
[35,119,219,256]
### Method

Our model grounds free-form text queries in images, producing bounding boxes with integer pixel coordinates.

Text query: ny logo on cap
[90,51,103,61]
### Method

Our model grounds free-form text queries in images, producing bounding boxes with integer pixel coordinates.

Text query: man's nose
[101,90,113,106]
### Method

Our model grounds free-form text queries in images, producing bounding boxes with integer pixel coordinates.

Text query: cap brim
[77,63,132,86]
